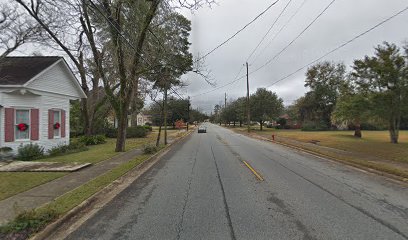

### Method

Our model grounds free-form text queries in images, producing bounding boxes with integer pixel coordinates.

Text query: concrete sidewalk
[0,148,144,225]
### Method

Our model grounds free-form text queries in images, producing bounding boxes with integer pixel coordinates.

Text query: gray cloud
[181,0,408,113]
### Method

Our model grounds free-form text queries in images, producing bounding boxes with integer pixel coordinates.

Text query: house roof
[0,56,62,85]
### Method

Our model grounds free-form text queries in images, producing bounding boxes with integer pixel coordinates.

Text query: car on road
[198,126,207,133]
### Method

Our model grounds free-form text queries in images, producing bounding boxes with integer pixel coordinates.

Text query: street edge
[235,129,408,185]
[31,129,195,240]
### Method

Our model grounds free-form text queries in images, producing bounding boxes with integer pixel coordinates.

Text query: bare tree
[0,3,43,58]
[83,0,215,152]
[15,0,215,152]
[14,0,109,135]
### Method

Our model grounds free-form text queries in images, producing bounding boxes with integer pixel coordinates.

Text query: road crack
[211,145,237,240]
[175,136,201,240]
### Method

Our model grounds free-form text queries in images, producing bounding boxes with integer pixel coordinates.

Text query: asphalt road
[66,123,408,240]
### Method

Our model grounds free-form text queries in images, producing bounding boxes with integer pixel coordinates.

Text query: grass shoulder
[225,125,408,179]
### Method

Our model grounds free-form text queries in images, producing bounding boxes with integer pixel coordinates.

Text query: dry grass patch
[228,126,408,178]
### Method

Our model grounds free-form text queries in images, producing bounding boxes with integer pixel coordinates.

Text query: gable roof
[0,56,62,85]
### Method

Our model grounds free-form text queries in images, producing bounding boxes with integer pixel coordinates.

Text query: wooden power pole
[246,62,250,133]
[164,87,168,145]
[187,96,190,131]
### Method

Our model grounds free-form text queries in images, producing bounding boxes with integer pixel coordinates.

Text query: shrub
[0,147,12,153]
[69,131,83,138]
[47,142,88,156]
[105,126,148,138]
[301,121,329,131]
[126,126,148,138]
[0,147,13,161]
[143,145,158,154]
[144,122,152,126]
[361,123,384,131]
[105,128,117,138]
[0,207,57,235]
[78,135,106,146]
[143,125,153,131]
[17,144,44,161]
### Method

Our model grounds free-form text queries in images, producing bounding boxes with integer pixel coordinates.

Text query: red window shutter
[48,110,54,139]
[30,109,39,140]
[61,110,66,138]
[4,108,15,142]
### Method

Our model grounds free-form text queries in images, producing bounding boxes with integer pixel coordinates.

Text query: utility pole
[224,92,227,109]
[187,96,190,131]
[164,87,168,145]
[246,62,250,133]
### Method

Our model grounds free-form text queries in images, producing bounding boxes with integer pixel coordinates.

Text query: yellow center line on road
[243,161,264,181]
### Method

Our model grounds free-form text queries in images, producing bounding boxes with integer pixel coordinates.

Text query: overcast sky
[179,0,408,113]
[7,0,408,114]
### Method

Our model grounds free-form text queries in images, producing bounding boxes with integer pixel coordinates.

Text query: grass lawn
[0,128,182,201]
[0,153,154,236]
[252,128,408,163]
[0,173,65,201]
[228,126,408,178]
[1,128,187,237]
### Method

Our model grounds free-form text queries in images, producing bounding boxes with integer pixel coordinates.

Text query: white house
[136,113,152,126]
[0,56,86,153]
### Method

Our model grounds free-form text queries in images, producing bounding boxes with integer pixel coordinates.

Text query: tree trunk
[260,120,263,131]
[115,110,128,152]
[389,118,399,144]
[354,121,362,138]
[81,99,91,135]
[156,97,165,147]
[239,121,242,127]
[164,88,168,145]
[233,121,236,127]
[156,124,162,147]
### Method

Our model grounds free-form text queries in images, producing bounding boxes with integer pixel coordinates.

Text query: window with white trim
[53,110,61,137]
[15,109,30,140]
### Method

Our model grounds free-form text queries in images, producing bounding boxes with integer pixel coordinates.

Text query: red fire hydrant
[272,134,275,141]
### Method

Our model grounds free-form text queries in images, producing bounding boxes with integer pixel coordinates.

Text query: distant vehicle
[198,126,207,133]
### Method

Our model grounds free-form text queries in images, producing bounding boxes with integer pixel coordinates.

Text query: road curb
[31,129,195,240]
[235,130,408,185]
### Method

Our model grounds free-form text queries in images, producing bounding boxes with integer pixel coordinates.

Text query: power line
[213,0,293,98]
[191,0,327,98]
[88,0,153,66]
[251,0,307,65]
[191,67,246,98]
[196,0,281,62]
[250,0,336,74]
[265,5,408,88]
[246,0,293,62]
[191,2,407,99]
[209,0,292,102]
[90,0,191,102]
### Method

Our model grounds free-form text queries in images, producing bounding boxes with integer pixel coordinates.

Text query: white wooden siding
[26,61,83,99]
[0,92,70,154]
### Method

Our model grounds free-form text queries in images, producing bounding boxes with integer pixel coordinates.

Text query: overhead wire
[250,0,336,74]
[191,0,329,98]
[196,0,281,62]
[192,0,293,98]
[246,0,293,62]
[88,0,153,66]
[89,0,191,102]
[251,0,307,65]
[264,4,408,88]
